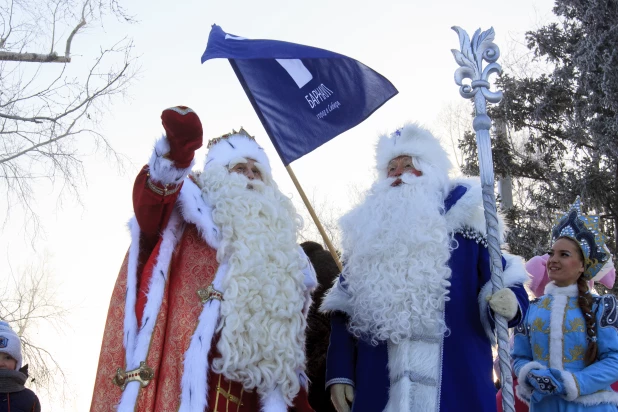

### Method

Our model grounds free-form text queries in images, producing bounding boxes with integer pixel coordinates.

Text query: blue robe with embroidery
[512,283,618,411]
[323,184,529,412]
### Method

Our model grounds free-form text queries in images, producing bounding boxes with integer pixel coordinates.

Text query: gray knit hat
[0,321,22,370]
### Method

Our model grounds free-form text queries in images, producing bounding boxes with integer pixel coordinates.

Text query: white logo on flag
[225,34,313,89]
[275,59,312,88]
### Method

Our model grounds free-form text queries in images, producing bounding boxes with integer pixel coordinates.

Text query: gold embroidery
[574,374,581,396]
[561,298,569,367]
[227,378,232,412]
[567,298,579,310]
[565,345,585,363]
[565,317,585,333]
[538,298,551,310]
[146,175,180,196]
[237,388,244,412]
[533,343,548,361]
[214,374,222,411]
[532,317,548,333]
[215,380,243,407]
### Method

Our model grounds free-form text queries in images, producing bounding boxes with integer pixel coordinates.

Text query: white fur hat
[205,129,272,176]
[0,320,22,370]
[375,123,452,179]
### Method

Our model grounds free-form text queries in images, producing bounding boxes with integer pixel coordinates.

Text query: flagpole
[285,165,343,272]
[451,27,515,412]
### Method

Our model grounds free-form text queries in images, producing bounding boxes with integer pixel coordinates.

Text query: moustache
[387,173,422,187]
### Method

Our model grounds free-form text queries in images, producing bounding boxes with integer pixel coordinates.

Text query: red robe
[90,166,313,411]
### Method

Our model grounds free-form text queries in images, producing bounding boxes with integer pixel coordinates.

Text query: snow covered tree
[459,0,618,264]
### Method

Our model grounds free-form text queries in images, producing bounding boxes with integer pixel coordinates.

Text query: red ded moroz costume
[90,107,316,412]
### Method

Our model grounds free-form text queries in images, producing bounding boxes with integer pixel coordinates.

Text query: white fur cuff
[148,136,194,185]
[176,178,221,250]
[320,278,353,315]
[260,386,287,412]
[299,247,318,290]
[559,370,579,401]
[515,384,531,405]
[516,361,546,398]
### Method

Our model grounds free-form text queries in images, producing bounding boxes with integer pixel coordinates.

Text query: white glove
[486,288,518,320]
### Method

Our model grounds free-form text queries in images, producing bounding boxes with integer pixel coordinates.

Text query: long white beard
[197,167,306,405]
[340,170,453,344]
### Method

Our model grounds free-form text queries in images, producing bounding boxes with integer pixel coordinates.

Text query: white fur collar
[177,177,221,250]
[444,177,505,241]
[544,282,578,297]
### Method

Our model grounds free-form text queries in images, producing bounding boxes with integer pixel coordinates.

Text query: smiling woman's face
[547,237,585,287]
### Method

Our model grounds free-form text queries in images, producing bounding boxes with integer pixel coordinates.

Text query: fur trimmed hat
[204,128,272,176]
[375,123,452,179]
[0,321,22,370]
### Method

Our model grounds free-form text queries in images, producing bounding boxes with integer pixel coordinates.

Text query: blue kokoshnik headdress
[551,197,610,280]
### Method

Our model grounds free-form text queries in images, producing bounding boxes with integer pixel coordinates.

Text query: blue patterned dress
[512,282,618,411]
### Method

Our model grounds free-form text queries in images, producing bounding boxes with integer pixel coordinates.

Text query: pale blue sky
[1,0,556,409]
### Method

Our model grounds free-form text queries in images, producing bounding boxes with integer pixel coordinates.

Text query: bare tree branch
[0,0,138,237]
[0,50,70,62]
[0,253,71,402]
[63,0,87,59]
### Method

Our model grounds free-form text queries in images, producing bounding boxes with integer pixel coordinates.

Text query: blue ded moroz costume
[512,198,618,411]
[321,124,530,411]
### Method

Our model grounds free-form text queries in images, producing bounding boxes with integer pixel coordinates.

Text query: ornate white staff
[451,26,514,412]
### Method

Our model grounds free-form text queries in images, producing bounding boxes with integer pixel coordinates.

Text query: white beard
[197,167,306,405]
[340,169,453,343]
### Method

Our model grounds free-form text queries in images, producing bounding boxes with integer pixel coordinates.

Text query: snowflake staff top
[451,26,503,105]
[451,26,515,412]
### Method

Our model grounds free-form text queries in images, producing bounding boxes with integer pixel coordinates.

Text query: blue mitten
[527,369,565,403]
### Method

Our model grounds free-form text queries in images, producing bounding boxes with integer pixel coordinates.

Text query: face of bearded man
[197,166,307,403]
[339,161,453,344]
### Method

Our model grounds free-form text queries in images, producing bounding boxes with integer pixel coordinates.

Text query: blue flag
[201,24,398,165]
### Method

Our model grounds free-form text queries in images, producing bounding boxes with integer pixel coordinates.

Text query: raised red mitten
[161,106,203,168]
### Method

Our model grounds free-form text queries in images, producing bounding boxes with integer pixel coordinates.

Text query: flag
[201,24,398,165]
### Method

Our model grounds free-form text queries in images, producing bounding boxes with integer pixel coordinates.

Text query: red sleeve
[292,386,315,412]
[132,165,183,325]
[132,165,183,248]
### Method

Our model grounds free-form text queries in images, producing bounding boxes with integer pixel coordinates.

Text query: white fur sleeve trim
[320,277,353,315]
[515,384,531,405]
[516,361,546,400]
[178,263,228,412]
[118,210,184,411]
[559,370,579,401]
[177,177,221,250]
[148,135,194,185]
[297,369,309,391]
[122,217,141,366]
[298,247,318,317]
[260,386,288,412]
[299,247,318,290]
[479,253,530,344]
[445,177,506,241]
[573,391,618,407]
